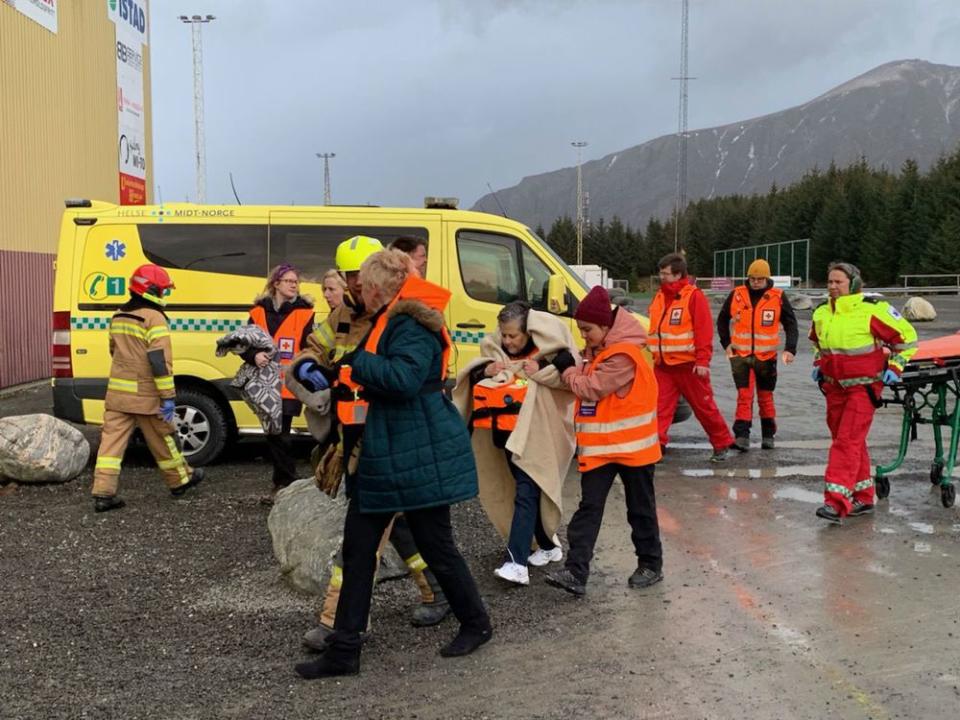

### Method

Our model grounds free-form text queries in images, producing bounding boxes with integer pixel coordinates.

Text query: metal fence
[713,239,810,287]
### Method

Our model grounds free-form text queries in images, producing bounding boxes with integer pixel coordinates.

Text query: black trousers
[330,498,490,653]
[265,413,296,488]
[565,462,662,583]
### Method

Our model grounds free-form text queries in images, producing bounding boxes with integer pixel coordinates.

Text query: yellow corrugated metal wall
[0,0,153,254]
[0,0,152,386]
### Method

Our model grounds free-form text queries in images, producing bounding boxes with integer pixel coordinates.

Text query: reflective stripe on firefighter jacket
[337,275,453,426]
[471,348,537,432]
[809,293,918,387]
[250,305,314,401]
[647,284,697,364]
[575,342,661,472]
[728,286,783,360]
[105,306,175,415]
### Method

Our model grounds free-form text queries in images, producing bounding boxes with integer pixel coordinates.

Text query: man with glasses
[716,259,798,451]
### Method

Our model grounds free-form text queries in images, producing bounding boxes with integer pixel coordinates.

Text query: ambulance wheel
[875,475,890,500]
[930,461,944,485]
[174,388,228,466]
[940,484,955,509]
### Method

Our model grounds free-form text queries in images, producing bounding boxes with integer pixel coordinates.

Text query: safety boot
[815,504,842,524]
[410,568,451,627]
[710,448,729,463]
[294,646,360,679]
[733,436,750,452]
[761,436,775,450]
[93,495,126,513]
[849,500,874,517]
[170,467,205,497]
[628,566,664,589]
[439,624,493,657]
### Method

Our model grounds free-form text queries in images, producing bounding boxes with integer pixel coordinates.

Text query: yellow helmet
[335,235,383,272]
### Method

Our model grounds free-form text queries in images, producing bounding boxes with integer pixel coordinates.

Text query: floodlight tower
[316,153,336,205]
[672,0,694,252]
[571,141,588,264]
[179,14,215,204]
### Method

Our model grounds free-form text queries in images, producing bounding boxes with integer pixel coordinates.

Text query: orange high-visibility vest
[249,305,314,401]
[575,342,661,472]
[647,284,697,365]
[728,286,783,361]
[471,347,537,432]
[337,275,453,426]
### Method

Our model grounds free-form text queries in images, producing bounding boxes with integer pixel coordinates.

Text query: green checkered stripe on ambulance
[72,316,243,332]
[449,329,485,345]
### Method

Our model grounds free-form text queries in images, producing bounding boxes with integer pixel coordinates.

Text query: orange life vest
[575,342,661,471]
[728,285,783,360]
[471,347,538,432]
[336,275,453,426]
[647,283,697,365]
[249,305,313,401]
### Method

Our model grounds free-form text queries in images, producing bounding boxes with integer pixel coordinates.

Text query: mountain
[472,60,960,230]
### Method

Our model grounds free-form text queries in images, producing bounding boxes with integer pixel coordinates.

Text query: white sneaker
[527,546,563,567]
[493,561,529,586]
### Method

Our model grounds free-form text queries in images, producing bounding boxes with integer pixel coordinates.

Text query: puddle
[908,522,935,535]
[683,465,826,479]
[772,486,823,504]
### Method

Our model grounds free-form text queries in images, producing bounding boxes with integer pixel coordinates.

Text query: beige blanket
[453,310,579,543]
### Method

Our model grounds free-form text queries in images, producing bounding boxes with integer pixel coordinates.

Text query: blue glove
[882,369,900,385]
[811,368,822,383]
[297,362,329,391]
[160,399,176,424]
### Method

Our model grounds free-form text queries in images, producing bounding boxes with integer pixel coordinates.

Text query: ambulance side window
[456,232,521,304]
[140,224,268,277]
[269,225,429,277]
[521,244,552,311]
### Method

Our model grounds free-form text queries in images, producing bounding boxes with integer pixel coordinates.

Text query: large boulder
[903,296,937,321]
[0,414,89,483]
[268,478,407,595]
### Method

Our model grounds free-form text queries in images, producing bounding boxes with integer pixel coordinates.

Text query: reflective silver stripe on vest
[576,411,657,435]
[651,331,694,340]
[656,344,695,352]
[819,343,878,357]
[578,432,660,458]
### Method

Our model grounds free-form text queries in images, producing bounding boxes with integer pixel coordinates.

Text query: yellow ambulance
[52,198,605,464]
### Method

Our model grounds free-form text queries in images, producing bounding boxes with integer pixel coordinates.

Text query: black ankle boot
[439,624,492,657]
[94,496,126,513]
[294,650,360,679]
[171,467,205,497]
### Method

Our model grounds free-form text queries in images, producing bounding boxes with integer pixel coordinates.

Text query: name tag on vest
[578,400,598,417]
[278,337,295,360]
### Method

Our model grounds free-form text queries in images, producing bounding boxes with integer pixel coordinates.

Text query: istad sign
[107,0,148,45]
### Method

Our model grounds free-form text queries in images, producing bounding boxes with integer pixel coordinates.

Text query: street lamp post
[316,152,336,205]
[178,14,215,204]
[571,141,588,265]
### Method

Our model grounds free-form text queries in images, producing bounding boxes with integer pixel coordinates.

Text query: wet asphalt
[1,295,959,719]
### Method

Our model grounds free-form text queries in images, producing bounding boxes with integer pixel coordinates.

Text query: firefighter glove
[160,399,176,424]
[316,443,344,497]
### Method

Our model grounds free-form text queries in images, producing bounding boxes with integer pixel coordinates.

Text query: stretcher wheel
[941,484,956,509]
[875,475,890,500]
[931,461,944,485]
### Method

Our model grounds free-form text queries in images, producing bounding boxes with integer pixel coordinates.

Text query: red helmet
[130,264,175,304]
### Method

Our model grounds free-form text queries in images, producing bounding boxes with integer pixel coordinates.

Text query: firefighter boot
[732,419,751,452]
[410,567,451,627]
[93,495,126,513]
[171,467,206,497]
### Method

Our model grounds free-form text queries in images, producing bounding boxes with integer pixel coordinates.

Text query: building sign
[110,1,148,205]
[7,0,58,34]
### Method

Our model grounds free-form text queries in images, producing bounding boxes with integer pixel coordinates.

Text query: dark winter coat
[349,298,478,514]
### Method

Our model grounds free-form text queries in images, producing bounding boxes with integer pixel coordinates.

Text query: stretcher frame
[875,357,960,508]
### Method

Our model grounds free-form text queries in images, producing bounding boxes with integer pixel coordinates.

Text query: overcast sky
[149,0,960,208]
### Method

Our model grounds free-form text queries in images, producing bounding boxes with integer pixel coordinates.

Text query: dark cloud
[149,0,960,208]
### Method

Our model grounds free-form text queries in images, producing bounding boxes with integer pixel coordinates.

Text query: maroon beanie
[574,285,613,326]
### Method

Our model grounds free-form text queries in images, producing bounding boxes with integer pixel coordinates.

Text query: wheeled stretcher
[875,334,960,508]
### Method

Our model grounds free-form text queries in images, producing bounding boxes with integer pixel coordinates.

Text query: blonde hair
[321,268,347,290]
[359,249,413,300]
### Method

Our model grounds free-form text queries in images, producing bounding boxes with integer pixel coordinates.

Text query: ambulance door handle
[457,320,486,329]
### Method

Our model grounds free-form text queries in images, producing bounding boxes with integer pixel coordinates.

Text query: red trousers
[823,382,877,515]
[730,356,777,436]
[655,362,734,451]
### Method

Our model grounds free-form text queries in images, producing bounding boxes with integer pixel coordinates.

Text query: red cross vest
[249,305,313,401]
[647,284,697,365]
[728,286,783,361]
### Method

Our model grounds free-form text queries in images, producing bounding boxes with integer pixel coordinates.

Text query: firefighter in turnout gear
[717,259,799,450]
[809,262,918,524]
[293,236,450,651]
[90,265,204,512]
